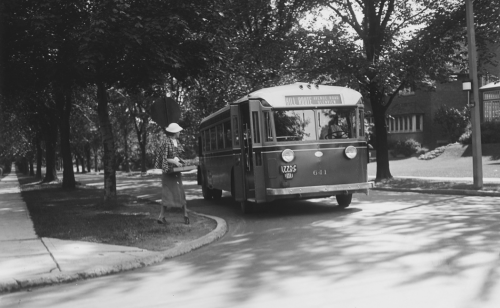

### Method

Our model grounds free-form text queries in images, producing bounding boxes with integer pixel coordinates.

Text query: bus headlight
[281,149,295,163]
[344,146,357,159]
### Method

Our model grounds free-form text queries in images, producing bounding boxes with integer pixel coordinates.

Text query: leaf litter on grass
[19,178,216,251]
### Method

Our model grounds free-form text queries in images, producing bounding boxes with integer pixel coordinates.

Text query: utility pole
[465,0,483,189]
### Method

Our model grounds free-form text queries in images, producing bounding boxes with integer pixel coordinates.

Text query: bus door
[238,102,255,199]
[230,104,247,202]
[248,99,266,203]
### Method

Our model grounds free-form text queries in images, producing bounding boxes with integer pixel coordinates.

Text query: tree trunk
[81,154,86,173]
[140,133,147,173]
[21,157,29,175]
[75,155,80,173]
[96,82,117,200]
[35,135,42,179]
[123,127,130,172]
[133,113,148,173]
[42,121,59,183]
[56,87,76,189]
[78,152,86,173]
[94,150,98,172]
[85,143,92,173]
[0,0,4,100]
[370,84,393,181]
[29,157,34,176]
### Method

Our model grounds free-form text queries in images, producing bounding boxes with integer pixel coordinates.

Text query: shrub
[392,138,421,157]
[458,124,472,145]
[481,121,500,143]
[459,121,500,145]
[433,105,470,143]
[418,146,446,160]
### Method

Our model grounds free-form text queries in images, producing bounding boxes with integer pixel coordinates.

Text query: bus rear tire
[241,201,252,214]
[212,189,222,200]
[202,184,212,200]
[336,194,352,208]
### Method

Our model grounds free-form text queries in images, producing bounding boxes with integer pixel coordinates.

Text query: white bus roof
[233,82,362,107]
[201,83,363,124]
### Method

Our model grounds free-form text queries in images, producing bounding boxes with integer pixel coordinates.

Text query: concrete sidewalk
[0,169,227,294]
[369,175,500,197]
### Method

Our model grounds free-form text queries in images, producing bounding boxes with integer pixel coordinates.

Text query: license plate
[280,165,297,179]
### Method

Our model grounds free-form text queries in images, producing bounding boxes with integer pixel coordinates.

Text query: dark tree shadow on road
[20,177,500,308]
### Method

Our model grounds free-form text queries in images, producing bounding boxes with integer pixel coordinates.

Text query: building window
[385,114,423,133]
[484,100,500,122]
[484,90,500,100]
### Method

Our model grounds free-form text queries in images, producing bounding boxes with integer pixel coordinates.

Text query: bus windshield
[273,108,357,142]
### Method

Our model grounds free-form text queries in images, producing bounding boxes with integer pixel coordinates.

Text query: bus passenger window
[210,127,216,150]
[201,130,205,152]
[224,121,232,148]
[232,116,239,146]
[264,112,273,142]
[216,124,224,149]
[203,130,210,152]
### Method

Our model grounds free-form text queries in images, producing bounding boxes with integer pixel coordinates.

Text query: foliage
[391,138,422,158]
[433,105,471,143]
[459,121,500,145]
[418,145,446,160]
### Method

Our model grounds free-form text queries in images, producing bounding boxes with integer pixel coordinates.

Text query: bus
[197,83,373,213]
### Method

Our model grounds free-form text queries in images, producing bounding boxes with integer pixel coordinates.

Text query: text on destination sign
[285,95,342,106]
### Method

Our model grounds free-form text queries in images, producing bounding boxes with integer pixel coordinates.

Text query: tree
[2,0,84,186]
[433,105,470,143]
[75,0,219,200]
[183,0,320,144]
[301,0,468,181]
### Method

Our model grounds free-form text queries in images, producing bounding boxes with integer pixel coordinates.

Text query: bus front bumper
[266,182,375,196]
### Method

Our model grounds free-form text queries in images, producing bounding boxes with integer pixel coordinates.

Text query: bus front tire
[336,194,352,208]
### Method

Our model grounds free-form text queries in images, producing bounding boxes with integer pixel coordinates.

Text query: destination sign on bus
[285,95,342,106]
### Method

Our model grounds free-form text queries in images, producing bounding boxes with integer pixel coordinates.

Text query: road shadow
[22,178,500,307]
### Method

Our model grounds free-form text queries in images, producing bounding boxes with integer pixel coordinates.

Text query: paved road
[2,174,500,308]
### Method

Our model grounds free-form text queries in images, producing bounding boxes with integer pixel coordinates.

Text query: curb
[0,211,227,294]
[373,187,500,197]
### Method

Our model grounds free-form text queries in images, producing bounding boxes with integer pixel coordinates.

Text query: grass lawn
[369,143,500,179]
[18,175,216,251]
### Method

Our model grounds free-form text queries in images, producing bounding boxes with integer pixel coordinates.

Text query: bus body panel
[202,151,233,192]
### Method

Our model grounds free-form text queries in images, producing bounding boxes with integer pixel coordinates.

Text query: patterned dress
[155,135,186,208]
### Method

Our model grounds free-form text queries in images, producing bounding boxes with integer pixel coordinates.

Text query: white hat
[166,123,183,133]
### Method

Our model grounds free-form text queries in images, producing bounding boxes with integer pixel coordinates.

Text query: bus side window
[216,124,224,149]
[210,127,217,150]
[203,129,210,152]
[232,116,239,146]
[224,121,232,148]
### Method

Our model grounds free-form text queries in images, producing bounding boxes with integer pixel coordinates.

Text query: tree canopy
[1,0,499,188]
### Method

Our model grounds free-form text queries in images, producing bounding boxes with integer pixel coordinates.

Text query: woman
[155,123,186,224]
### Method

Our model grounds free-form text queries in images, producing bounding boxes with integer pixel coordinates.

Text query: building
[364,42,500,149]
[480,81,500,122]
